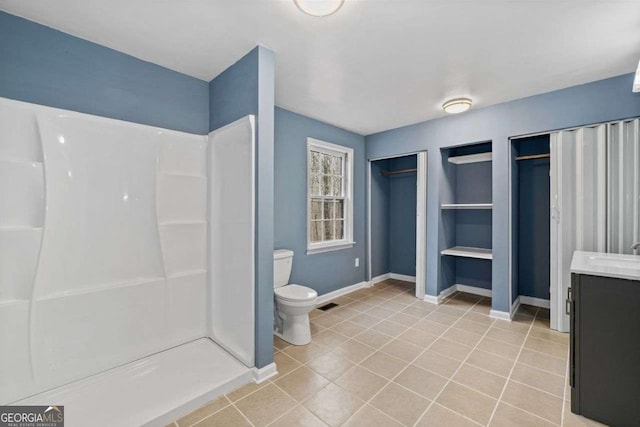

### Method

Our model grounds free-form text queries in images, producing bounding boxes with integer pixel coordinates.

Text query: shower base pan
[15,338,253,427]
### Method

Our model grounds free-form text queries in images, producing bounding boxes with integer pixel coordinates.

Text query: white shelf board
[447,152,492,165]
[441,246,493,260]
[441,203,492,210]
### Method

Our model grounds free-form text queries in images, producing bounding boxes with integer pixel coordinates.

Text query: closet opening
[510,134,552,326]
[439,142,493,302]
[367,152,427,299]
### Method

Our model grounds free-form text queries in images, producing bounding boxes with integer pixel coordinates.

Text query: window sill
[306,241,355,255]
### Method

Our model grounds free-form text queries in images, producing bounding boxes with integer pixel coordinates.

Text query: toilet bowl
[273,250,318,345]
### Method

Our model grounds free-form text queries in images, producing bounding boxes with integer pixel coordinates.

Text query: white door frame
[367,151,427,299]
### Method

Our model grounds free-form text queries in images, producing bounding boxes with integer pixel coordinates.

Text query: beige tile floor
[169,280,607,427]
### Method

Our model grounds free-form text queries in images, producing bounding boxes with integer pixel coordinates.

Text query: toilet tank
[273,249,294,288]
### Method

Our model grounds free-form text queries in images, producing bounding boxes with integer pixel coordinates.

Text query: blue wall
[209,48,259,131]
[370,159,390,278]
[0,11,208,134]
[366,73,640,313]
[274,108,367,296]
[388,156,417,276]
[209,46,275,369]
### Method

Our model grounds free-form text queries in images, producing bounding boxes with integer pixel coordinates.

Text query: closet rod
[515,153,550,161]
[381,168,417,176]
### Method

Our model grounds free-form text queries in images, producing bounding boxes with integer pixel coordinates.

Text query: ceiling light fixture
[443,98,473,114]
[294,0,344,17]
[633,60,640,93]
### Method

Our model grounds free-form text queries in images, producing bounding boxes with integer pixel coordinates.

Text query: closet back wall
[388,156,417,277]
[274,108,367,296]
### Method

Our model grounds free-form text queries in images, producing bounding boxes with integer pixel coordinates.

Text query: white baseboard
[438,285,457,302]
[423,294,439,305]
[490,310,512,321]
[253,362,277,384]
[424,284,490,305]
[510,296,521,319]
[317,281,370,305]
[519,296,550,309]
[455,284,492,298]
[389,273,416,283]
[371,273,390,285]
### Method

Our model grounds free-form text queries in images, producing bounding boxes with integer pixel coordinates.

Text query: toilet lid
[275,284,317,302]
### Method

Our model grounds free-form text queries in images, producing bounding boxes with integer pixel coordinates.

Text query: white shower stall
[0,97,257,425]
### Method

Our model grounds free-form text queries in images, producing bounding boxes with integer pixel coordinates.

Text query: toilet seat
[275,284,317,302]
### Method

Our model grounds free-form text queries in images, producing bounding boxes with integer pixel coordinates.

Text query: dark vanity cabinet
[570,273,640,426]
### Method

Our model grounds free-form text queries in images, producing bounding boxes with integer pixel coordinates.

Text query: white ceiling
[1,0,639,135]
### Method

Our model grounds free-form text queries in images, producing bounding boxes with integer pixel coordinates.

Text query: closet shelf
[441,246,492,260]
[441,203,492,210]
[447,152,492,165]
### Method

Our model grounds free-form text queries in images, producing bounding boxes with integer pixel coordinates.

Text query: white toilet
[273,249,318,345]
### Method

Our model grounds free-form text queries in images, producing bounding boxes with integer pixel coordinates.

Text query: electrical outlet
[355,258,359,267]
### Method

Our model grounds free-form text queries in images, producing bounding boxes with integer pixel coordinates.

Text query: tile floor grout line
[499,400,564,426]
[485,307,553,427]
[269,283,423,426]
[515,358,568,378]
[561,341,571,426]
[506,377,566,400]
[192,398,256,427]
[267,284,419,426]
[412,298,499,427]
[341,292,486,427]
[230,400,257,427]
[337,295,480,426]
[185,400,233,427]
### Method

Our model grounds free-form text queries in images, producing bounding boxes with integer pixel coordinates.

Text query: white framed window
[307,138,354,254]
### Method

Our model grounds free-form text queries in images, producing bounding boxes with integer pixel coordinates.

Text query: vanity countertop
[571,251,640,281]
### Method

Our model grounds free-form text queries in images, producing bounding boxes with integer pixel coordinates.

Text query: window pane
[331,156,342,175]
[322,154,332,174]
[322,175,332,196]
[334,199,344,219]
[335,220,344,240]
[311,199,323,220]
[323,220,334,241]
[310,220,323,243]
[310,151,321,173]
[309,173,320,196]
[332,177,342,196]
[323,200,334,220]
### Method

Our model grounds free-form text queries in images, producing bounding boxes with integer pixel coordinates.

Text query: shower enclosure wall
[0,97,256,424]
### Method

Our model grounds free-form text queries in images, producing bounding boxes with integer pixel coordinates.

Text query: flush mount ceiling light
[633,60,640,92]
[443,98,473,114]
[294,0,344,17]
